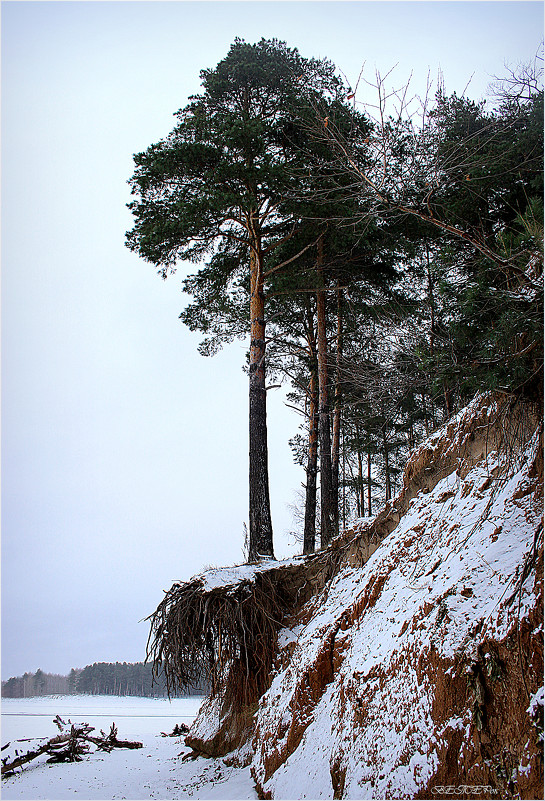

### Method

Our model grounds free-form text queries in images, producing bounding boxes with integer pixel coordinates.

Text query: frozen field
[1,695,257,800]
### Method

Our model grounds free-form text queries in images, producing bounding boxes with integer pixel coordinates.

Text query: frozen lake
[1,694,204,742]
[1,694,257,800]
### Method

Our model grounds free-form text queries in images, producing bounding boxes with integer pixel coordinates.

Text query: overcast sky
[2,0,542,680]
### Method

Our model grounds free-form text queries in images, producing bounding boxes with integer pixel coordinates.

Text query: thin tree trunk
[248,238,274,561]
[367,449,372,517]
[303,369,318,554]
[426,241,453,420]
[426,241,436,361]
[422,392,430,434]
[356,454,362,518]
[331,284,343,536]
[444,385,454,418]
[342,424,346,532]
[346,454,359,517]
[316,235,335,549]
[303,296,318,554]
[408,421,415,452]
[355,420,365,517]
[382,424,391,502]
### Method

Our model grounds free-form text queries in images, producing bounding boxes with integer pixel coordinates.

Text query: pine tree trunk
[443,385,454,418]
[303,369,318,555]
[316,236,335,549]
[367,449,372,517]
[346,454,358,516]
[426,241,436,361]
[408,421,415,452]
[426,241,453,420]
[355,420,364,517]
[302,297,318,554]
[330,284,343,536]
[356,455,362,518]
[382,425,391,502]
[248,242,274,561]
[341,426,346,532]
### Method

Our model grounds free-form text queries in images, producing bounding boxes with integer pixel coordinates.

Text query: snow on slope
[250,403,542,799]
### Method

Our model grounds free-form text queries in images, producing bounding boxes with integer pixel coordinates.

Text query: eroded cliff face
[187,395,543,799]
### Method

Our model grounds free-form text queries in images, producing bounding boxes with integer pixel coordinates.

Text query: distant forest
[1,662,208,698]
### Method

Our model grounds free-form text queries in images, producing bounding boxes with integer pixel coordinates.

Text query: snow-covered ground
[1,695,257,800]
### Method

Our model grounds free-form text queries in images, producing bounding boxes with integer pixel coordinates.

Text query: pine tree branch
[263,233,324,277]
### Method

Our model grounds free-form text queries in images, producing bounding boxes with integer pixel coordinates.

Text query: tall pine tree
[126,39,344,560]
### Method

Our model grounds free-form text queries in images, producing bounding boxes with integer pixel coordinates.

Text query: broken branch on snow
[1,716,142,778]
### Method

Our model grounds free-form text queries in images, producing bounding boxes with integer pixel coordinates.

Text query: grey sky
[2,1,542,679]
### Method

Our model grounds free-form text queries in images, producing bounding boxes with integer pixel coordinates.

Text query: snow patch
[196,557,304,591]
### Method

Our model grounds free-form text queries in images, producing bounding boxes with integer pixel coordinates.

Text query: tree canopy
[127,38,353,560]
[127,40,543,555]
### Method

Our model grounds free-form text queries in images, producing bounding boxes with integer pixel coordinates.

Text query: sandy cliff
[184,394,543,799]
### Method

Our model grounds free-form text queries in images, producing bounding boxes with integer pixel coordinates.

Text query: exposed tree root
[146,558,337,708]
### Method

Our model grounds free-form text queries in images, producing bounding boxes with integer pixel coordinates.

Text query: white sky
[2,0,542,679]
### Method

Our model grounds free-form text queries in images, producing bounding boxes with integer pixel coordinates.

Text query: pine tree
[314,71,543,404]
[126,39,346,561]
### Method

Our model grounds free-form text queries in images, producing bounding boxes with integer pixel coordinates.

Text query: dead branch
[161,723,190,737]
[2,717,142,778]
[1,734,71,777]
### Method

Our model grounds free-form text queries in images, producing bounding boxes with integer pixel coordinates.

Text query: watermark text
[432,786,498,796]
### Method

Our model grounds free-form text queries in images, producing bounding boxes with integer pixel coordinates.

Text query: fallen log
[88,724,143,752]
[1,733,71,776]
[2,717,142,778]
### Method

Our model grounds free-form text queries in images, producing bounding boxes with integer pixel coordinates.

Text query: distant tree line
[1,662,208,698]
[2,668,73,698]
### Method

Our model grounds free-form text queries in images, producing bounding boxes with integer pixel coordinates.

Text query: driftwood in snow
[1,733,73,777]
[160,723,189,737]
[87,722,143,752]
[1,716,142,778]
